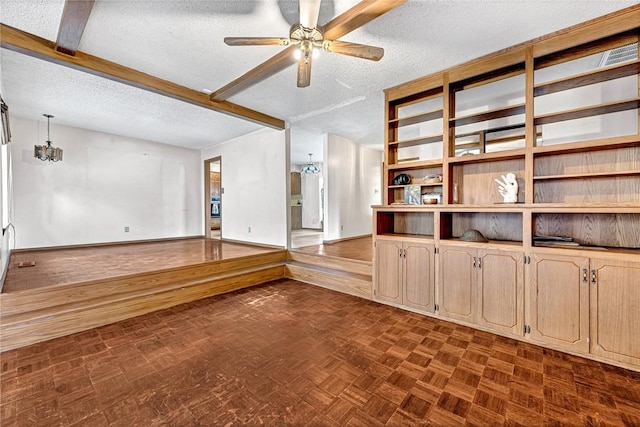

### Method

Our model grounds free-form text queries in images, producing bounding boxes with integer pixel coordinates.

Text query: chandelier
[34,114,63,162]
[301,153,320,174]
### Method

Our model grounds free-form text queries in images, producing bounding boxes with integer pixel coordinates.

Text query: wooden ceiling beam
[55,0,95,56]
[210,46,297,102]
[0,24,285,130]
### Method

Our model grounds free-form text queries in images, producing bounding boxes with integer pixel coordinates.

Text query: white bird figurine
[494,173,518,203]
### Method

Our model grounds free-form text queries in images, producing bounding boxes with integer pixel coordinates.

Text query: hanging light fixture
[34,114,63,162]
[301,153,321,174]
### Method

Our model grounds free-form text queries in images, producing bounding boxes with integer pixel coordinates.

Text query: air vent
[599,42,638,67]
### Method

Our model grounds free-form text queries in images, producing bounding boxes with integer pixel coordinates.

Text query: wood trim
[55,0,94,56]
[11,235,205,253]
[0,24,285,130]
[218,237,285,250]
[322,233,372,245]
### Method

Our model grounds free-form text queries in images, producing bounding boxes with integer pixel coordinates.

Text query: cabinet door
[404,243,435,313]
[590,258,640,366]
[375,240,403,304]
[477,249,523,335]
[439,246,475,323]
[529,253,590,353]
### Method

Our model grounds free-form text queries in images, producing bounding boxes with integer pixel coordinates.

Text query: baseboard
[220,237,285,250]
[12,235,205,253]
[323,233,371,245]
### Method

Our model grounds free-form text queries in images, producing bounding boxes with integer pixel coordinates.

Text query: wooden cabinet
[528,254,640,363]
[589,258,640,366]
[477,249,524,335]
[528,253,590,353]
[439,245,523,335]
[373,7,640,369]
[439,245,475,322]
[375,240,402,304]
[375,239,435,313]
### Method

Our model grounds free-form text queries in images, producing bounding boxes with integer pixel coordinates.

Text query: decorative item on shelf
[421,192,441,204]
[404,186,421,205]
[494,173,518,203]
[301,153,320,174]
[34,114,63,162]
[422,174,442,184]
[459,229,488,243]
[452,182,459,204]
[392,173,411,185]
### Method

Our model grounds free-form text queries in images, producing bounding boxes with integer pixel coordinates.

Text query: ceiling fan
[211,0,406,102]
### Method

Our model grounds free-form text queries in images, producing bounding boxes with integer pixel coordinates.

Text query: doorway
[204,157,222,239]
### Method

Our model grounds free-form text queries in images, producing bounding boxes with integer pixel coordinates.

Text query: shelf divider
[534,97,640,126]
[450,103,525,127]
[534,59,640,97]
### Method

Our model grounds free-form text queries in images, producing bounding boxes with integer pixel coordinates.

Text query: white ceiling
[1,0,637,163]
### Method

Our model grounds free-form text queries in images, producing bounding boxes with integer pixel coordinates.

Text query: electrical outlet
[340,225,343,231]
[248,226,251,233]
[124,226,130,232]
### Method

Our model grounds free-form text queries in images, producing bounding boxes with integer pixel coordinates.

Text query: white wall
[201,128,288,248]
[301,171,322,229]
[324,134,382,241]
[11,116,202,249]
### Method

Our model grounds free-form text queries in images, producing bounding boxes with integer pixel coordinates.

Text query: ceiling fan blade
[323,0,407,40]
[299,0,322,29]
[324,40,384,61]
[211,45,298,101]
[224,37,290,46]
[297,56,312,88]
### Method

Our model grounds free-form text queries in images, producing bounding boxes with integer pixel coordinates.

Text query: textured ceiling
[1,0,638,163]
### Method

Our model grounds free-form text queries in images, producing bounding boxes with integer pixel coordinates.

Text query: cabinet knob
[472,257,476,268]
[582,268,588,283]
[591,269,597,285]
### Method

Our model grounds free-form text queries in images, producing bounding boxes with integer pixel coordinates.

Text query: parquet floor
[296,236,372,262]
[3,238,280,293]
[2,279,639,426]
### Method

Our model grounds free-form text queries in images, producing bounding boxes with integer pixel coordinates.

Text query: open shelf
[450,103,525,127]
[448,149,526,164]
[439,238,523,248]
[376,233,435,240]
[389,134,443,147]
[534,170,640,181]
[533,212,640,249]
[389,109,443,128]
[533,134,640,155]
[389,182,442,189]
[534,59,640,96]
[534,97,640,126]
[388,159,443,171]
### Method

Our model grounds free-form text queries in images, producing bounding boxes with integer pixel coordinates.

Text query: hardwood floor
[2,279,638,426]
[3,238,279,293]
[295,236,372,262]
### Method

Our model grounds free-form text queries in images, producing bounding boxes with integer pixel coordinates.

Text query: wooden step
[0,252,287,351]
[287,250,372,276]
[285,261,372,300]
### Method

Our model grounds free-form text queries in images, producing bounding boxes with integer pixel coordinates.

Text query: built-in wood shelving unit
[376,5,640,371]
